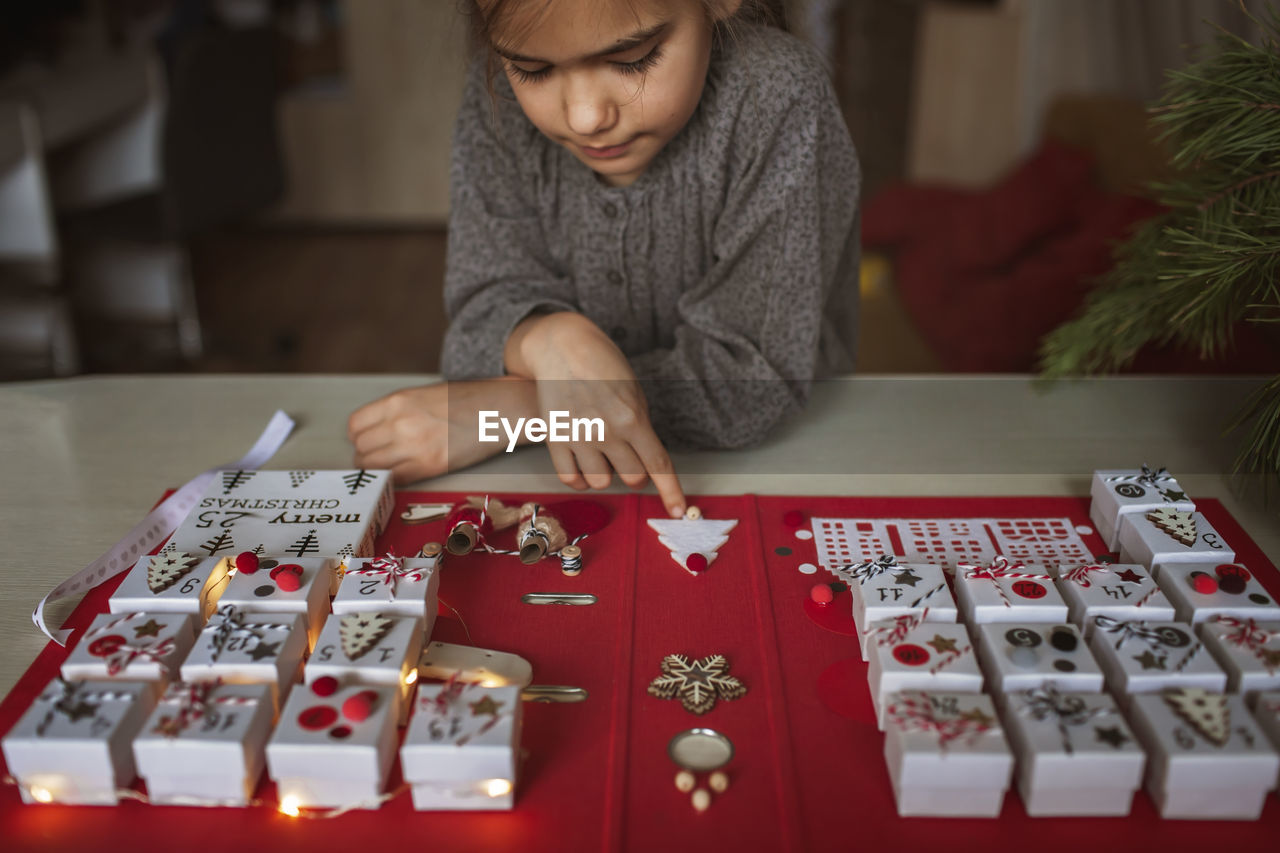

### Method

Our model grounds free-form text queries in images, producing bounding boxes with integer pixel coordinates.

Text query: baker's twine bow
[83,614,176,677]
[885,691,998,751]
[863,609,931,647]
[422,674,509,746]
[1017,685,1110,755]
[347,553,425,599]
[1212,615,1280,673]
[839,554,908,584]
[959,556,1050,607]
[207,605,295,661]
[1060,563,1110,588]
[154,680,261,737]
[34,678,138,736]
[1092,616,1173,650]
[1138,465,1171,486]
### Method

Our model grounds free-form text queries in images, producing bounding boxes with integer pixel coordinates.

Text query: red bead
[1190,573,1218,595]
[342,690,379,722]
[685,553,708,574]
[234,552,260,575]
[783,510,805,529]
[809,583,834,605]
[311,676,340,697]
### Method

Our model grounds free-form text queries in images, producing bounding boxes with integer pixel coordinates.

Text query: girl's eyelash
[506,44,664,84]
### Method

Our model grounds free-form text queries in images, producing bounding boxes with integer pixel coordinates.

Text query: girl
[348,0,860,518]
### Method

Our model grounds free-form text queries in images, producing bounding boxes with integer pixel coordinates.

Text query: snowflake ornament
[647,654,747,715]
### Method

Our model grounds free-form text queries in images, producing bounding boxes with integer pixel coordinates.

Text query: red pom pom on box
[685,553,708,575]
[1190,572,1218,595]
[342,690,379,722]
[271,564,304,591]
[809,583,834,605]
[235,552,260,575]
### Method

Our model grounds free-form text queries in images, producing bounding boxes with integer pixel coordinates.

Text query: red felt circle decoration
[1011,580,1047,600]
[1215,563,1251,582]
[685,553,708,574]
[298,705,338,731]
[892,644,931,666]
[87,634,126,657]
[311,676,340,697]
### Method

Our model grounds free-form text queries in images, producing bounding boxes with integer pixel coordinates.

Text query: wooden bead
[684,506,703,520]
[691,788,711,812]
[709,771,729,793]
[674,770,695,793]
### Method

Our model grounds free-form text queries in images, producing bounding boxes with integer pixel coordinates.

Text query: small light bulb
[279,794,301,817]
[29,785,54,804]
[403,670,419,686]
[480,678,505,688]
[485,779,512,798]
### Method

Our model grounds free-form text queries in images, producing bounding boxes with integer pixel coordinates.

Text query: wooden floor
[67,227,939,376]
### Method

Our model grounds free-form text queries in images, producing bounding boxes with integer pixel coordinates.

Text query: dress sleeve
[630,77,861,449]
[440,64,578,380]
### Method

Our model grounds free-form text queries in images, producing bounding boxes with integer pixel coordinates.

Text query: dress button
[603,202,618,218]
[607,270,624,285]
[610,326,627,343]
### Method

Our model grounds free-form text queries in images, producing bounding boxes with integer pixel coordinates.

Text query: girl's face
[492,0,737,187]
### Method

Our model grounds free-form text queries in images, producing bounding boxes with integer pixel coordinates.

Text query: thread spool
[560,544,583,576]
[420,541,443,563]
[447,522,478,556]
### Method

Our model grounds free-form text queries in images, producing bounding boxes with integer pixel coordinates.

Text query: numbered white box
[1054,562,1175,634]
[1128,689,1278,820]
[1199,617,1280,703]
[305,612,425,724]
[1253,691,1280,762]
[974,623,1104,694]
[954,558,1067,624]
[1002,687,1145,816]
[266,681,400,810]
[401,683,523,810]
[867,622,983,729]
[216,556,334,648]
[833,556,957,637]
[1117,509,1233,571]
[2,678,158,805]
[133,681,275,806]
[180,606,309,712]
[333,554,441,634]
[1155,561,1280,624]
[1090,467,1194,551]
[108,552,231,622]
[882,691,1013,817]
[61,612,196,685]
[1087,618,1226,699]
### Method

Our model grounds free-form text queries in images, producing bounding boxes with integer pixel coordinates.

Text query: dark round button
[253,584,275,598]
[603,202,618,218]
[1049,627,1078,652]
[1005,628,1042,648]
[1218,575,1247,595]
[1155,626,1191,647]
[609,326,627,342]
[1052,659,1077,672]
[606,270,624,285]
[1249,593,1272,605]
[775,546,792,556]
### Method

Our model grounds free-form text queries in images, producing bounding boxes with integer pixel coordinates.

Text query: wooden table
[1,373,1275,697]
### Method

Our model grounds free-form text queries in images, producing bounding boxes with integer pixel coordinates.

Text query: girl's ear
[708,0,744,23]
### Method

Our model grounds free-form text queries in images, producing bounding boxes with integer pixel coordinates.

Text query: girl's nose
[564,76,618,138]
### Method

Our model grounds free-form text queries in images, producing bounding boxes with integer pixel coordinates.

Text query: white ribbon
[33,410,295,644]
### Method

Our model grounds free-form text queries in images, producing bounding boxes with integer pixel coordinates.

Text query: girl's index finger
[628,429,685,518]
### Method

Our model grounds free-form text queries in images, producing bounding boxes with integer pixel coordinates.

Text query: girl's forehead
[487,0,678,59]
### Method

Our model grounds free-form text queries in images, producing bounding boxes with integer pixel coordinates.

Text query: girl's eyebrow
[497,21,670,64]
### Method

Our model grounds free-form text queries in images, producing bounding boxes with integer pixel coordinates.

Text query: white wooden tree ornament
[647,512,738,576]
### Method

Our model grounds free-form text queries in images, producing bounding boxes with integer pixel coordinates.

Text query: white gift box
[1155,561,1280,624]
[108,552,231,622]
[179,606,309,712]
[1053,562,1175,634]
[1089,467,1194,551]
[133,681,275,806]
[167,469,394,570]
[266,681,400,810]
[1,678,158,805]
[1128,689,1278,820]
[1199,617,1280,702]
[974,623,1104,694]
[1087,618,1226,699]
[400,683,523,810]
[867,622,983,729]
[305,611,425,724]
[1117,509,1234,571]
[1001,686,1145,816]
[954,557,1067,624]
[216,556,335,648]
[61,611,196,684]
[1253,691,1280,762]
[882,691,1013,817]
[333,554,441,633]
[834,556,957,638]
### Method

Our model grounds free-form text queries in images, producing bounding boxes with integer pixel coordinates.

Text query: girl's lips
[581,139,633,159]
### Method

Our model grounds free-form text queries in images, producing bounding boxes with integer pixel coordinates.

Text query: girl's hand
[348,378,538,484]
[506,312,687,517]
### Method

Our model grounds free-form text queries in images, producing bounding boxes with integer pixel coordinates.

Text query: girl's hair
[465,0,787,92]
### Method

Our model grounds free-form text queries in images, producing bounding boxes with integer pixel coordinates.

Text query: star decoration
[1159,488,1188,503]
[469,695,504,718]
[1261,649,1280,670]
[1133,650,1166,670]
[153,716,185,738]
[58,700,98,724]
[647,653,747,715]
[133,618,165,638]
[1094,725,1130,748]
[927,634,959,654]
[893,569,922,587]
[959,707,995,727]
[1115,568,1144,584]
[246,640,281,661]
